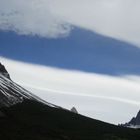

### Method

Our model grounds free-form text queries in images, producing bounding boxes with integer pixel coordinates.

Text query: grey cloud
[50,0,140,47]
[0,0,71,38]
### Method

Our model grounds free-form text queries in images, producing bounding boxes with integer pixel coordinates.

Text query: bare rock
[0,63,10,79]
[71,107,78,114]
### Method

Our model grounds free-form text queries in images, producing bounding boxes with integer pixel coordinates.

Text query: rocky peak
[128,110,140,125]
[0,63,10,79]
[0,63,58,108]
[136,110,140,118]
[71,107,78,114]
[134,110,140,125]
[122,110,140,128]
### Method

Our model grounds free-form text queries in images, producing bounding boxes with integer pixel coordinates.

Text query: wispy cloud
[0,0,140,47]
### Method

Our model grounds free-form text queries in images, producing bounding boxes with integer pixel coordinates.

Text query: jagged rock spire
[71,107,78,114]
[122,110,140,128]
[0,63,10,79]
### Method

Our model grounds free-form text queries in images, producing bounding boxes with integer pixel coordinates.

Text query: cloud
[0,0,140,47]
[0,0,71,38]
[49,0,140,47]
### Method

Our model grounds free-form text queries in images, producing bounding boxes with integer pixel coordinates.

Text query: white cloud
[0,0,140,47]
[49,0,140,47]
[0,0,71,38]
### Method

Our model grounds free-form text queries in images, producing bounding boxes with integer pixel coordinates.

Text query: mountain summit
[71,107,78,114]
[123,110,140,128]
[0,63,10,79]
[0,62,57,108]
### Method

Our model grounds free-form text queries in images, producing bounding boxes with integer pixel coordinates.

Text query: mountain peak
[0,63,10,79]
[71,107,78,114]
[0,63,59,108]
[136,110,140,117]
[122,110,140,128]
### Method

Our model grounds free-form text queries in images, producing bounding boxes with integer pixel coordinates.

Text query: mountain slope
[0,63,61,108]
[123,110,140,128]
[0,63,140,140]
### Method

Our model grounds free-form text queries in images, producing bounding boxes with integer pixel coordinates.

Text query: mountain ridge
[0,63,10,79]
[123,110,140,128]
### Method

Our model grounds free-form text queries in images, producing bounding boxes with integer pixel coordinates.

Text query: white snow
[1,56,140,124]
[126,125,140,129]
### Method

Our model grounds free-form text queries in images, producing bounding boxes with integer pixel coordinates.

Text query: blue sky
[0,27,140,76]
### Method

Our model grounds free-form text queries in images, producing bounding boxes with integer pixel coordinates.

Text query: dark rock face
[129,111,140,125]
[0,63,59,108]
[71,107,78,114]
[122,110,140,128]
[0,63,10,79]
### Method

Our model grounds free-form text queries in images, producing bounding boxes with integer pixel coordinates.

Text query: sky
[0,0,140,47]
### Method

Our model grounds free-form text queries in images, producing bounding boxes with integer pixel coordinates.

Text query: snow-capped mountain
[0,63,10,79]
[0,63,60,108]
[0,63,31,107]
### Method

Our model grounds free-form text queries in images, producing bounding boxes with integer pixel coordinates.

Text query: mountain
[123,111,140,128]
[0,62,10,79]
[0,27,140,76]
[71,107,78,114]
[0,63,140,140]
[0,63,60,108]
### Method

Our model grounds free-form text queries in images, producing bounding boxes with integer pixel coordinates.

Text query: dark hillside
[0,99,140,140]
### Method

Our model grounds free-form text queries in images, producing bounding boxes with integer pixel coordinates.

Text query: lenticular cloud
[50,0,140,47]
[0,0,71,38]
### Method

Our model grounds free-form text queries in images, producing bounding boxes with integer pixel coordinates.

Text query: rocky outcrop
[0,63,60,108]
[122,110,140,128]
[129,110,140,125]
[0,63,10,79]
[71,107,78,114]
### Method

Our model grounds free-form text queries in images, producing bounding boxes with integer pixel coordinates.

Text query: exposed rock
[0,63,60,108]
[122,110,140,128]
[129,110,140,125]
[0,63,10,79]
[71,107,78,114]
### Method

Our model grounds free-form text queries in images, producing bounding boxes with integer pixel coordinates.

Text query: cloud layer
[0,0,71,38]
[0,0,140,46]
[50,0,140,46]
